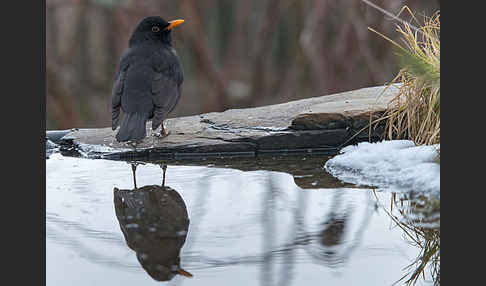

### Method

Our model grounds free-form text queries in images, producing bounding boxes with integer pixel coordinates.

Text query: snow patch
[76,143,132,158]
[325,140,440,193]
[46,140,59,158]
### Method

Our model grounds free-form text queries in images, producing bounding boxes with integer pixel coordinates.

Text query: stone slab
[55,84,400,160]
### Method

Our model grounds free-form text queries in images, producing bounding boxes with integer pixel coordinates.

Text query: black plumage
[111,16,184,142]
[113,184,192,281]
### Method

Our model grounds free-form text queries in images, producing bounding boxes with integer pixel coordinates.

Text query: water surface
[46,153,439,285]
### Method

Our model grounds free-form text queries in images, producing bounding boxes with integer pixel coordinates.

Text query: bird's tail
[116,112,148,142]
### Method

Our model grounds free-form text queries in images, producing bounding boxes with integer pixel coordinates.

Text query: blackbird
[113,183,192,281]
[111,16,184,142]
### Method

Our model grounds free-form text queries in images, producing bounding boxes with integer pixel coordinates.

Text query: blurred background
[46,0,440,130]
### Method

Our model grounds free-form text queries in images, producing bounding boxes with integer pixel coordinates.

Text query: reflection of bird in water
[113,173,192,281]
[129,162,168,189]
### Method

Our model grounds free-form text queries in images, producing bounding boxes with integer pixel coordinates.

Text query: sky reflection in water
[46,154,439,286]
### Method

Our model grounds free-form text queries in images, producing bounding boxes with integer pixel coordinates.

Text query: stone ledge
[51,84,399,160]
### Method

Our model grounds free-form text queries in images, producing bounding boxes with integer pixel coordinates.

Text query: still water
[46,153,439,285]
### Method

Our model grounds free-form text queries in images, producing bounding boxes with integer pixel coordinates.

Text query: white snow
[325,140,440,193]
[76,143,132,157]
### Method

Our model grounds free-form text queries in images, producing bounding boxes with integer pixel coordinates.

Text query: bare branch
[360,0,428,39]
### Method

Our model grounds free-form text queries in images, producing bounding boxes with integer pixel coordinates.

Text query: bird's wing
[111,64,129,130]
[151,71,182,131]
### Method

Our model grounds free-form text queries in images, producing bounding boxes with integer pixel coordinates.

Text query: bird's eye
[152,26,160,33]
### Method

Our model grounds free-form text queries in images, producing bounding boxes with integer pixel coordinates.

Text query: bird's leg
[161,123,169,137]
[151,122,170,139]
[110,128,118,146]
[150,127,159,147]
[151,128,160,137]
[160,164,167,187]
[131,163,138,189]
[151,122,163,137]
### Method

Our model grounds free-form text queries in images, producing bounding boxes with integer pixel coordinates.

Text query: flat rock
[56,84,399,160]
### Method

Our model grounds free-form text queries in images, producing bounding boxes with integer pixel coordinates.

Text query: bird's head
[129,16,184,47]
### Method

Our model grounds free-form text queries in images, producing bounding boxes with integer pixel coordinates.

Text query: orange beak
[176,269,193,278]
[166,19,185,31]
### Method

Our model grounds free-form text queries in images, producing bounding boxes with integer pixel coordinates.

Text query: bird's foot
[124,140,142,149]
[151,130,171,139]
[110,129,118,146]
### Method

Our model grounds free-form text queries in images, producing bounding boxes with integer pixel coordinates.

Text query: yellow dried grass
[371,10,440,146]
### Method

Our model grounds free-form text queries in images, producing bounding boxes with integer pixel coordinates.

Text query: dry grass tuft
[370,9,440,146]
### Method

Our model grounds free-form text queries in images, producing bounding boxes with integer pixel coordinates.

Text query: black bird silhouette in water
[111,16,184,143]
[113,163,192,281]
[129,162,168,190]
